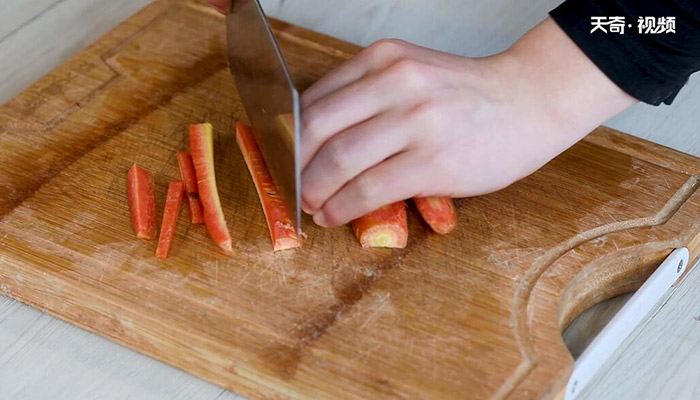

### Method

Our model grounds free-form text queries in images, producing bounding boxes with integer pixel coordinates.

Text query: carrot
[189,123,233,254]
[352,202,408,249]
[413,197,457,234]
[156,181,185,259]
[236,123,301,251]
[127,164,157,240]
[176,151,205,224]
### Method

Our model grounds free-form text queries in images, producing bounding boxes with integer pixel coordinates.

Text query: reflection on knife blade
[226,0,302,234]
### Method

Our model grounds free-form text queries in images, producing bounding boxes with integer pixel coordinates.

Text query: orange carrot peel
[127,164,157,240]
[156,181,185,259]
[413,197,457,234]
[352,202,408,249]
[176,151,205,224]
[189,123,233,254]
[236,123,301,251]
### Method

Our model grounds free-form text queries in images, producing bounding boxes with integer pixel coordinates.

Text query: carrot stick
[413,197,457,234]
[176,151,205,224]
[189,123,233,254]
[156,181,185,259]
[127,164,156,240]
[352,202,408,249]
[236,123,301,251]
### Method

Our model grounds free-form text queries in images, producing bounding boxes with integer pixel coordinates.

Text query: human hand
[300,18,637,228]
[206,0,230,13]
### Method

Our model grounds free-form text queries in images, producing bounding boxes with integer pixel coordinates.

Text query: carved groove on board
[498,174,700,398]
[0,2,352,221]
[0,2,175,135]
[0,4,226,219]
[100,3,179,63]
[556,247,675,335]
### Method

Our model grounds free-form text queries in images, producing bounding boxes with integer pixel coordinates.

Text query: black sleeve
[550,0,700,105]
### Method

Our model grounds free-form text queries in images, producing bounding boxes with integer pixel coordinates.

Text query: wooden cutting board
[2,0,700,398]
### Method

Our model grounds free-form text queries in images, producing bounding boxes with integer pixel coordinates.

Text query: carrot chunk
[156,181,185,259]
[352,202,408,249]
[236,123,301,251]
[413,197,457,234]
[127,164,157,240]
[189,123,233,254]
[176,151,205,224]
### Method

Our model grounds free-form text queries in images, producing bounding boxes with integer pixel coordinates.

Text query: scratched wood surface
[2,1,700,398]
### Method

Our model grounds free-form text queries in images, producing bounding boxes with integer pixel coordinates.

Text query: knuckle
[302,107,324,142]
[366,38,407,59]
[411,101,443,128]
[387,59,427,89]
[326,140,350,175]
[355,173,381,205]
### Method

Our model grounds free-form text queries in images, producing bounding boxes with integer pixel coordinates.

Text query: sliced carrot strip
[127,164,156,240]
[156,181,185,259]
[176,151,205,224]
[189,123,233,254]
[236,123,301,252]
[352,202,408,249]
[413,197,457,234]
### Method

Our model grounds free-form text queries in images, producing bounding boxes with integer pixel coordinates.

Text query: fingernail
[302,199,313,214]
[313,211,329,228]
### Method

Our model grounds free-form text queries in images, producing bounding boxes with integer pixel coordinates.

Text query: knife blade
[226,0,302,234]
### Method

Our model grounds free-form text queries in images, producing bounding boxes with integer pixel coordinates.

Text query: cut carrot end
[189,123,233,254]
[127,164,157,240]
[236,123,301,252]
[218,240,234,254]
[414,197,457,235]
[176,151,205,224]
[156,181,185,259]
[352,202,408,249]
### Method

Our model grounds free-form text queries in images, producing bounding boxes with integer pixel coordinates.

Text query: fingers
[207,0,230,13]
[313,153,426,227]
[301,39,412,108]
[302,112,411,213]
[301,73,398,169]
[301,58,433,170]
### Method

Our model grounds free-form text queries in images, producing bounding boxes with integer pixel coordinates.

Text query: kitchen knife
[226,0,302,234]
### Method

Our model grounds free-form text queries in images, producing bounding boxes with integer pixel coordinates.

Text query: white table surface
[1,0,700,398]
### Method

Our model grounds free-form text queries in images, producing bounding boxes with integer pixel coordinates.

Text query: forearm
[500,18,638,151]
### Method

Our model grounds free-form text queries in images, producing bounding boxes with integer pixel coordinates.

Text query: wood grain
[0,0,151,106]
[1,1,700,398]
